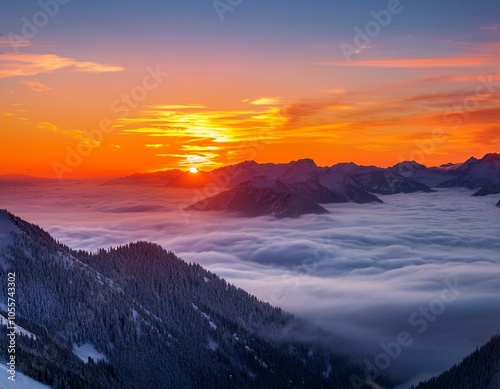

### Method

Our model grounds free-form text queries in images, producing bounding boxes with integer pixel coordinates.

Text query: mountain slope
[292,176,380,204]
[101,170,184,186]
[346,168,433,195]
[0,210,393,388]
[438,153,500,196]
[186,179,329,218]
[412,334,500,389]
[390,153,500,195]
[389,161,447,188]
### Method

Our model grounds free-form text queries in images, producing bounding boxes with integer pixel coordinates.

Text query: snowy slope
[0,209,21,250]
[277,158,321,183]
[0,316,37,339]
[0,209,22,270]
[389,161,447,187]
[438,154,500,195]
[0,364,51,389]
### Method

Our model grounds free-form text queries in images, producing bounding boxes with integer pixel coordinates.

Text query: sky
[1,0,499,178]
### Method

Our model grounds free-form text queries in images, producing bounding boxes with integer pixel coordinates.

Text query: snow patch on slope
[323,363,332,378]
[0,315,37,339]
[192,303,217,330]
[72,343,109,363]
[208,338,218,351]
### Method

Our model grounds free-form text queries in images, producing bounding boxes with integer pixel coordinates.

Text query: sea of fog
[1,182,499,387]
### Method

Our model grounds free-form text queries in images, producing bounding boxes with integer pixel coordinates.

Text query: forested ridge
[412,334,500,389]
[0,210,393,388]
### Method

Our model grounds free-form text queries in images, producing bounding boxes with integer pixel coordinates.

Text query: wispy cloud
[0,53,125,78]
[37,122,58,132]
[352,44,370,55]
[325,41,500,68]
[37,122,100,146]
[325,56,494,68]
[470,126,500,145]
[248,97,281,105]
[114,105,285,168]
[145,144,167,148]
[479,24,500,31]
[323,88,347,94]
[154,104,206,110]
[20,79,52,92]
[0,35,30,48]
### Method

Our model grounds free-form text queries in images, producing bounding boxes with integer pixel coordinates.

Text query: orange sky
[1,3,499,179]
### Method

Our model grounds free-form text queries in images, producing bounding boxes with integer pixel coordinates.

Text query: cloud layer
[0,53,124,78]
[1,183,499,385]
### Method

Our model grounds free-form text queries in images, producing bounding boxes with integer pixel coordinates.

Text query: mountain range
[0,210,394,389]
[103,153,500,218]
[0,174,60,186]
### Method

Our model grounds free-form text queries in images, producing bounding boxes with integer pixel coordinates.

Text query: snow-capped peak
[0,210,21,253]
[0,210,20,235]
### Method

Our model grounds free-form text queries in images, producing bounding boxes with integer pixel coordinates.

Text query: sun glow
[188,167,199,173]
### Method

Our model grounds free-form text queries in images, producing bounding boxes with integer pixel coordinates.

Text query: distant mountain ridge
[186,179,330,218]
[0,174,60,186]
[102,153,500,217]
[391,153,500,196]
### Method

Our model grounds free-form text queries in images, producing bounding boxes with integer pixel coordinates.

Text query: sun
[188,167,199,173]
